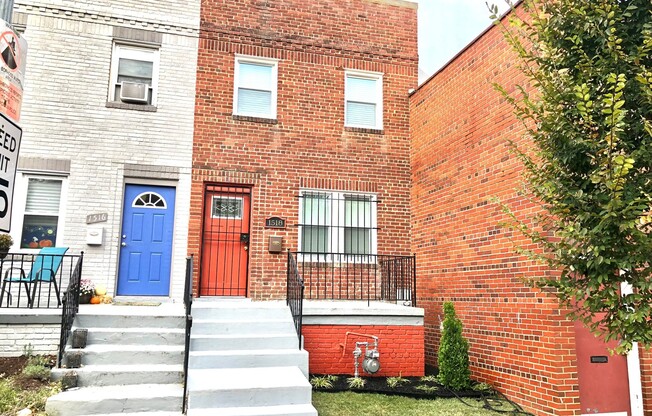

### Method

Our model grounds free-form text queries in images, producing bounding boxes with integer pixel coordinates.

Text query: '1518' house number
[265,217,286,229]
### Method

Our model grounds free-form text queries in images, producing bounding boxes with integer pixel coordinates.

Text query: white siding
[13,1,199,300]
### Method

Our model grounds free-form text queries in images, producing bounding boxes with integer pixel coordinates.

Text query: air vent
[119,82,149,104]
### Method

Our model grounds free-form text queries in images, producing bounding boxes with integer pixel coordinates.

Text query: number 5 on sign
[0,113,21,232]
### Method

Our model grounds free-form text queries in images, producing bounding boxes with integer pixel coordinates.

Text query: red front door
[200,185,251,296]
[574,321,631,415]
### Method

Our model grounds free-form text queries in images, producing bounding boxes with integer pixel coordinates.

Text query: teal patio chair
[0,247,69,308]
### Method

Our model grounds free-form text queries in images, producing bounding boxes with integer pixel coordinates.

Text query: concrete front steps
[46,304,186,416]
[186,300,317,416]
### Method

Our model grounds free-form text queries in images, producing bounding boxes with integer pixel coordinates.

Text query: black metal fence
[295,253,416,306]
[182,255,194,414]
[287,250,305,349]
[57,252,84,367]
[0,252,84,309]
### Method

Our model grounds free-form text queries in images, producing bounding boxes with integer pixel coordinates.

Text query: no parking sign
[0,20,26,123]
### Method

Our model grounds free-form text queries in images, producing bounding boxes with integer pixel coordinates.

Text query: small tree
[490,0,652,353]
[438,302,470,390]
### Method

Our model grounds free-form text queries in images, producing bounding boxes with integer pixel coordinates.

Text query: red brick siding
[191,0,418,300]
[303,324,424,377]
[410,17,581,416]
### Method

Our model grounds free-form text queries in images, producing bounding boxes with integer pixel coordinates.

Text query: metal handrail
[287,250,305,349]
[182,255,194,414]
[57,252,84,368]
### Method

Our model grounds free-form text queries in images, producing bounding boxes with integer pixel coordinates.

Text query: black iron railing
[182,255,194,414]
[57,252,84,368]
[0,252,84,309]
[294,253,416,306]
[287,250,305,349]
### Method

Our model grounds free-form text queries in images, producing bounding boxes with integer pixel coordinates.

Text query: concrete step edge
[70,364,183,371]
[187,366,309,391]
[47,383,183,400]
[189,349,306,357]
[75,327,185,333]
[187,404,317,416]
[73,345,185,353]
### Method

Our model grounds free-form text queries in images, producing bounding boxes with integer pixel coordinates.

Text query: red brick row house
[189,0,424,378]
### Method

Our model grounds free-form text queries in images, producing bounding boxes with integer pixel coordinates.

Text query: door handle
[121,242,127,247]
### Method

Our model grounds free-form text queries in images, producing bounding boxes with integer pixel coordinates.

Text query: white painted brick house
[6,0,199,306]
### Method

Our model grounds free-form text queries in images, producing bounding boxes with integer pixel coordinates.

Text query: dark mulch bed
[0,355,56,389]
[0,356,29,377]
[310,374,489,399]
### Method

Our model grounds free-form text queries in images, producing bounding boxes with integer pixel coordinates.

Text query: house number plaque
[265,217,286,229]
[86,213,108,224]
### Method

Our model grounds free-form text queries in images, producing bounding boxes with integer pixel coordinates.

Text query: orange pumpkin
[28,241,39,248]
[39,239,53,247]
[90,296,101,304]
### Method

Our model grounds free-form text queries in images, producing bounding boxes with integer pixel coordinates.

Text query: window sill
[345,126,384,135]
[106,101,157,112]
[232,115,278,125]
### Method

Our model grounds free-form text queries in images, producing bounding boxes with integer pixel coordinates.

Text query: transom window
[212,197,243,219]
[298,190,377,260]
[345,70,383,130]
[132,192,166,208]
[233,55,278,119]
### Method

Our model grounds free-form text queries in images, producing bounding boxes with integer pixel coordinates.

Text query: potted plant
[79,279,95,304]
[0,233,13,259]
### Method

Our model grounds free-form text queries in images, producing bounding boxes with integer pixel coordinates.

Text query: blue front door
[117,184,176,296]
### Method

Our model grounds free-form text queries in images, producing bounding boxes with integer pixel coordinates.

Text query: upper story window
[233,56,278,119]
[109,43,160,106]
[345,70,383,130]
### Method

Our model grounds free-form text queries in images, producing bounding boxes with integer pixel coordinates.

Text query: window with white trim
[10,175,67,250]
[233,56,278,119]
[345,70,383,130]
[298,190,377,260]
[109,43,160,106]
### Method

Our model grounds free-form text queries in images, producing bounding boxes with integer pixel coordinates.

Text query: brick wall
[410,16,581,416]
[303,324,424,377]
[191,0,418,299]
[0,324,60,357]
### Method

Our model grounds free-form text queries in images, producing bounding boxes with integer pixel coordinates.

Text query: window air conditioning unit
[119,82,149,104]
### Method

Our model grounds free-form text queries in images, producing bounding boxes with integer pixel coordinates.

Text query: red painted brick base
[303,324,424,377]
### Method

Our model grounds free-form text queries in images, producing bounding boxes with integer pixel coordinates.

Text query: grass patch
[313,391,508,415]
[0,377,60,416]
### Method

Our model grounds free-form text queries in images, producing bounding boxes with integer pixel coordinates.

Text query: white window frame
[108,43,160,106]
[344,69,383,130]
[233,55,279,119]
[298,189,377,263]
[9,173,68,252]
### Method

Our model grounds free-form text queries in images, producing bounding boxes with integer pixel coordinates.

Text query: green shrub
[437,301,470,390]
[386,375,409,388]
[346,377,366,389]
[415,384,438,393]
[21,364,51,381]
[310,375,337,389]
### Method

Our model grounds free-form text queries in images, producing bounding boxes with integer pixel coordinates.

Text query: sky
[417,0,511,82]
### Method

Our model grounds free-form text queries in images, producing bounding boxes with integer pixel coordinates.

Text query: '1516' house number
[265,217,286,229]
